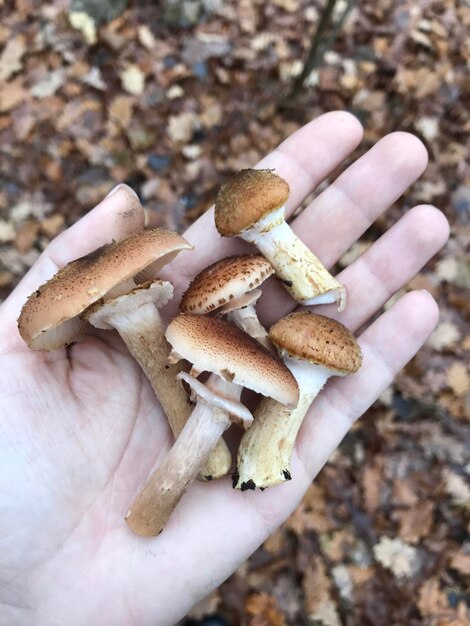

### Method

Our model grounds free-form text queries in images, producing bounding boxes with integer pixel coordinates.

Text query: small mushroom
[180,254,274,350]
[214,169,346,310]
[125,314,299,537]
[17,229,230,478]
[234,312,362,490]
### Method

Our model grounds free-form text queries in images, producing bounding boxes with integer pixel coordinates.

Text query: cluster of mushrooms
[18,169,362,537]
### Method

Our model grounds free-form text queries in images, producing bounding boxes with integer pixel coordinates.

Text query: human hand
[0,112,449,626]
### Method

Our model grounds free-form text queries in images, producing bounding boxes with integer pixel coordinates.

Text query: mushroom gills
[241,207,345,309]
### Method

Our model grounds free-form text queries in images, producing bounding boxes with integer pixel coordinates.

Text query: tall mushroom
[125,314,299,537]
[234,312,362,490]
[214,169,346,310]
[17,229,232,479]
[180,254,274,350]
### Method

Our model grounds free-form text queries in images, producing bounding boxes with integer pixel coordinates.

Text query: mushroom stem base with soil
[235,359,330,490]
[125,375,250,537]
[241,207,345,310]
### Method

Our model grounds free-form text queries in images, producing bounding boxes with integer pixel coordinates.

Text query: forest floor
[0,1,468,624]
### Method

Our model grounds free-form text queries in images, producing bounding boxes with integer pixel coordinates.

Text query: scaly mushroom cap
[18,229,192,350]
[214,169,290,236]
[180,254,274,314]
[165,314,299,408]
[269,311,362,375]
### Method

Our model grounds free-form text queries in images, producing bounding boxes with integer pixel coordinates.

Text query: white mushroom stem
[226,305,271,351]
[125,375,251,536]
[219,289,272,352]
[235,358,332,490]
[241,207,346,310]
[87,282,232,481]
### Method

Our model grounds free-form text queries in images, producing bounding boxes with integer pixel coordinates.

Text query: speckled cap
[180,254,274,314]
[269,311,362,375]
[165,314,299,408]
[214,169,290,236]
[18,229,192,350]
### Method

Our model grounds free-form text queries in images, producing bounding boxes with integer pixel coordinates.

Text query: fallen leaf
[0,35,26,81]
[417,578,448,617]
[120,65,145,96]
[0,76,27,112]
[309,599,341,626]
[446,362,470,397]
[0,219,15,243]
[245,592,287,626]
[362,463,382,515]
[31,70,65,98]
[373,536,418,578]
[428,322,462,351]
[108,95,135,127]
[167,112,200,143]
[303,556,330,613]
[443,469,470,504]
[395,501,434,544]
[138,25,155,50]
[69,11,97,45]
[450,550,470,576]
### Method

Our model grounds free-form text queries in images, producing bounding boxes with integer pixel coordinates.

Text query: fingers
[258,132,430,322]
[161,111,364,294]
[296,290,440,479]
[302,204,449,331]
[0,185,144,348]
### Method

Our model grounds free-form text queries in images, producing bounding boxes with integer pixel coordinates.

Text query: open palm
[0,112,449,626]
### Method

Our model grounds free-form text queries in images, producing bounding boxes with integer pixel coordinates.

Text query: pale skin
[0,112,449,626]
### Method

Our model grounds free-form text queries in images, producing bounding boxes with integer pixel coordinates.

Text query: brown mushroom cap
[165,314,299,408]
[214,169,290,237]
[269,311,362,375]
[18,229,192,350]
[180,254,274,314]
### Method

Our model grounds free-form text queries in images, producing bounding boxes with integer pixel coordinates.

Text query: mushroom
[125,314,299,536]
[214,169,346,310]
[234,312,362,490]
[180,254,274,350]
[17,230,231,479]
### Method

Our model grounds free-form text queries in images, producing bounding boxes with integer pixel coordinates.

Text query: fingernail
[105,184,140,201]
[105,184,124,198]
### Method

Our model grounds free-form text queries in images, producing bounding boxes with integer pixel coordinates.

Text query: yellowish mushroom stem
[241,207,346,310]
[235,359,331,490]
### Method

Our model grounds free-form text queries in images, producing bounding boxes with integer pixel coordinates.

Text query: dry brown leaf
[108,95,135,127]
[303,556,331,614]
[447,362,470,397]
[0,76,27,112]
[392,478,419,506]
[395,501,434,544]
[418,578,448,617]
[362,463,382,515]
[245,592,287,626]
[0,35,26,81]
[450,550,470,575]
[309,599,341,626]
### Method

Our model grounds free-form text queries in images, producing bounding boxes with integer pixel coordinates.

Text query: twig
[283,0,357,104]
